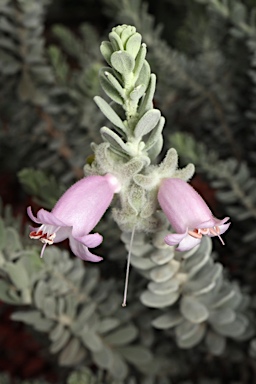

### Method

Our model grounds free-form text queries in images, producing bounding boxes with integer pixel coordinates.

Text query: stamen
[188,229,202,239]
[210,226,225,245]
[30,230,43,239]
[122,226,136,307]
[199,228,209,235]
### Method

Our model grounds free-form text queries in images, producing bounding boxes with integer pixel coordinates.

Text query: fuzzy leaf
[134,109,161,138]
[4,261,29,290]
[94,96,126,130]
[118,346,152,365]
[100,41,113,65]
[176,322,206,349]
[180,296,209,323]
[100,127,129,154]
[81,331,103,352]
[104,325,138,346]
[125,32,142,58]
[152,311,183,329]
[140,290,179,308]
[59,338,85,366]
[93,344,114,369]
[138,73,156,115]
[99,72,123,105]
[110,51,135,75]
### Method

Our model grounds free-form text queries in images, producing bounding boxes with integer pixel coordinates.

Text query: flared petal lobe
[27,173,121,261]
[158,178,230,251]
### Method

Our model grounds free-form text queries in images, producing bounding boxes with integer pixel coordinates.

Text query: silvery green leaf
[118,346,152,365]
[120,25,136,44]
[159,147,178,175]
[133,43,147,81]
[147,134,163,161]
[5,227,22,253]
[148,278,180,295]
[42,296,56,319]
[134,109,161,138]
[133,173,158,190]
[49,323,65,342]
[129,84,146,102]
[127,184,146,214]
[71,302,97,335]
[59,338,85,366]
[131,255,155,270]
[0,280,20,304]
[211,284,241,309]
[150,249,174,265]
[65,295,78,319]
[122,158,144,177]
[138,74,156,115]
[140,290,179,308]
[109,31,124,51]
[135,60,151,94]
[94,96,126,131]
[110,51,135,75]
[126,32,142,58]
[212,314,248,338]
[184,263,223,296]
[81,331,103,352]
[50,329,70,353]
[144,116,165,151]
[175,322,206,349]
[150,260,180,283]
[34,280,47,310]
[11,310,43,325]
[152,311,183,329]
[97,318,121,334]
[104,325,138,346]
[4,261,29,290]
[101,127,129,154]
[34,318,54,332]
[100,41,113,65]
[205,331,226,355]
[93,344,114,369]
[103,70,125,99]
[99,72,123,105]
[180,296,209,323]
[182,248,211,278]
[209,308,235,326]
[109,353,128,380]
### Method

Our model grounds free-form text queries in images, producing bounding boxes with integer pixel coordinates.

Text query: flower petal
[69,236,103,262]
[208,222,231,237]
[37,209,67,226]
[73,233,103,248]
[176,235,201,251]
[54,227,71,243]
[164,232,187,246]
[27,207,42,224]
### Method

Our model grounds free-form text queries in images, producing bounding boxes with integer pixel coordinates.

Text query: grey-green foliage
[0,0,105,183]
[18,168,65,209]
[121,230,253,354]
[0,214,154,380]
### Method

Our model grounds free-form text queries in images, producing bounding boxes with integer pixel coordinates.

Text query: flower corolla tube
[27,174,121,261]
[158,178,230,252]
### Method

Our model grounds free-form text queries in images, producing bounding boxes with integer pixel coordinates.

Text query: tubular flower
[157,178,230,252]
[27,174,121,261]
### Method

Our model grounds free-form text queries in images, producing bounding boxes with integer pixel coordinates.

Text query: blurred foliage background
[1,0,256,383]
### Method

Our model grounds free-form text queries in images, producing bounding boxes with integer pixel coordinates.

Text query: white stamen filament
[122,226,136,307]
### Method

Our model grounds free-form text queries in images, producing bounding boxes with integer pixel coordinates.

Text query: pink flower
[27,174,121,261]
[158,178,230,252]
